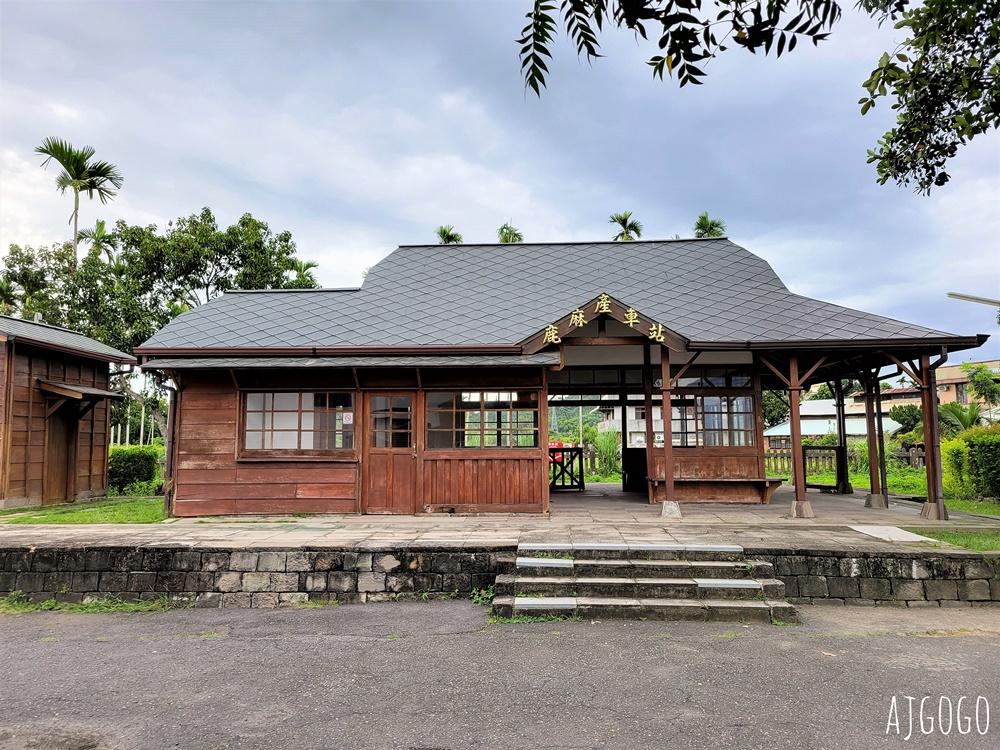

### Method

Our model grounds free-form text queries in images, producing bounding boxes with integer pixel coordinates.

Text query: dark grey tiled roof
[139,239,961,351]
[141,354,561,370]
[0,315,135,363]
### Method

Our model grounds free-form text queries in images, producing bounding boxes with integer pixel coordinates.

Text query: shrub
[594,430,622,475]
[108,446,160,491]
[966,431,1000,499]
[942,438,975,499]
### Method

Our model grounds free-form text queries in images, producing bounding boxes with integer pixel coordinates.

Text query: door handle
[412,444,417,460]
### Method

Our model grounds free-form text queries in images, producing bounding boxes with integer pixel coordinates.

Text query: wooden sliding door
[363,393,419,513]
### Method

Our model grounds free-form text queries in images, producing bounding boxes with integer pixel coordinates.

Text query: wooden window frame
[670,389,757,449]
[425,389,541,452]
[237,389,358,462]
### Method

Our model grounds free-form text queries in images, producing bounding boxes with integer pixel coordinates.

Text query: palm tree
[0,278,21,315]
[78,219,117,261]
[608,212,642,242]
[35,138,124,256]
[497,222,524,244]
[693,212,727,238]
[287,259,320,288]
[435,225,463,244]
[938,402,983,433]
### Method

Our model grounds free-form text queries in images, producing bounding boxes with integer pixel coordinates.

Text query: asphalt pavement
[2,602,999,750]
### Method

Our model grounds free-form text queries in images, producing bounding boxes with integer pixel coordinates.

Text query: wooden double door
[44,403,78,505]
[362,393,419,513]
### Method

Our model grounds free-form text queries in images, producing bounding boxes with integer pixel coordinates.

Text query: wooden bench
[647,476,785,505]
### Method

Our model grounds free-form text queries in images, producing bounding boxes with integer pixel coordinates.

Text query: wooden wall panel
[660,452,760,480]
[172,372,360,515]
[422,457,543,512]
[0,340,7,501]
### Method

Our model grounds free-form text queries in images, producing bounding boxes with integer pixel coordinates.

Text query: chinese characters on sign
[594,294,612,314]
[570,309,587,327]
[543,324,562,344]
[648,323,666,343]
[624,307,639,328]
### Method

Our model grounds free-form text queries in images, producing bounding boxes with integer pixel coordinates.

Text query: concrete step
[512,556,773,580]
[516,542,746,562]
[496,574,783,600]
[491,595,799,624]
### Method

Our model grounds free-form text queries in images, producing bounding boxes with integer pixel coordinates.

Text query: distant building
[763,399,900,449]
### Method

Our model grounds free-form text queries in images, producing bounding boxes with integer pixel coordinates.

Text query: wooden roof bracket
[669,351,703,388]
[757,355,791,388]
[45,397,69,419]
[880,351,925,387]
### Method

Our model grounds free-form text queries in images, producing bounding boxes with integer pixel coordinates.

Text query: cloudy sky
[1,0,997,358]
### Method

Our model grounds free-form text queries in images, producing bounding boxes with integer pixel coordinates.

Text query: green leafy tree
[35,138,123,255]
[518,1,998,193]
[497,222,524,244]
[888,403,923,433]
[609,211,642,241]
[0,242,76,325]
[287,259,320,288]
[78,219,118,260]
[693,212,727,238]
[435,225,463,244]
[962,362,1000,414]
[808,380,862,400]
[762,390,790,428]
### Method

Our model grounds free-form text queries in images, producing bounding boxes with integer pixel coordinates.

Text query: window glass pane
[392,396,412,411]
[273,411,298,430]
[427,411,454,430]
[372,414,391,431]
[371,396,390,413]
[247,393,264,411]
[273,392,298,411]
[246,411,264,430]
[391,431,411,448]
[373,431,390,448]
[427,431,453,449]
[272,431,298,449]
[245,432,263,450]
[427,392,454,409]
[729,370,752,388]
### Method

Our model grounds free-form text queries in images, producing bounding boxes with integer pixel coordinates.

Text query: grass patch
[294,599,341,609]
[905,529,1000,552]
[0,496,165,524]
[0,591,173,614]
[943,498,1000,517]
[470,585,495,606]
[488,612,580,624]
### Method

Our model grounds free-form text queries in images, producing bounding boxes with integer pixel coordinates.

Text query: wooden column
[862,372,885,506]
[788,354,814,518]
[918,355,948,520]
[618,385,628,493]
[643,345,655,502]
[540,369,551,514]
[874,375,889,504]
[660,347,675,503]
[832,380,852,495]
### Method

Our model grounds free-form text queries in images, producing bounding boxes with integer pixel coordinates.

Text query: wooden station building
[0,316,134,509]
[136,239,987,519]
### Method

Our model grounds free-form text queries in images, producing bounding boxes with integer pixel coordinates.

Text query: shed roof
[0,315,135,364]
[136,239,982,354]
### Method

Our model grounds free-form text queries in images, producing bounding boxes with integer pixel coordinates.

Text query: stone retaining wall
[747,548,1000,607]
[0,546,503,608]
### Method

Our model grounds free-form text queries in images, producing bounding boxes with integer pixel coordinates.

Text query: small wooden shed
[0,316,135,509]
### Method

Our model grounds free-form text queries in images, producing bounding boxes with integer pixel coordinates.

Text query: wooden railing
[549,446,585,491]
[765,448,838,476]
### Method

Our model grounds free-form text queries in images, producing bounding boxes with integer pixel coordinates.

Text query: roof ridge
[0,314,91,336]
[225,287,361,294]
[396,237,728,248]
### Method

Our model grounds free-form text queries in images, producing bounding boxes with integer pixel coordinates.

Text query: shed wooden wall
[0,342,110,507]
[172,372,359,516]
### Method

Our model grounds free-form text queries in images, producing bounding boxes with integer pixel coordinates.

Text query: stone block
[279,593,309,606]
[127,572,158,593]
[845,598,877,607]
[775,556,808,576]
[43,572,73,592]
[251,592,280,608]
[334,592,366,604]
[431,554,463,573]
[961,559,995,579]
[386,574,415,593]
[0,572,17,592]
[940,599,972,607]
[357,571,387,593]
[859,578,891,600]
[216,572,243,593]
[155,571,187,593]
[15,572,44,593]
[906,600,940,607]
[98,572,129,592]
[269,573,300,592]
[373,554,401,572]
[142,548,174,570]
[257,552,287,571]
[875,600,907,607]
[798,576,828,598]
[929,557,964,579]
[313,552,343,571]
[991,580,1000,600]
[185,572,215,592]
[31,550,63,572]
[242,572,271,592]
[808,557,841,577]
[285,552,312,572]
[70,572,99,593]
[442,573,471,592]
[837,557,868,578]
[305,573,328,592]
[812,598,845,606]
[923,580,958,601]
[827,577,860,599]
[194,592,222,608]
[109,549,144,573]
[59,550,88,572]
[463,554,495,574]
[958,580,991,601]
[778,576,799,597]
[343,552,373,571]
[3,550,32,572]
[869,558,902,579]
[970,601,1000,608]
[171,550,203,571]
[328,571,357,592]
[229,551,259,572]
[905,559,933,580]
[201,552,230,572]
[222,592,252,608]
[414,573,442,592]
[54,592,85,604]
[85,549,113,571]
[890,579,925,601]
